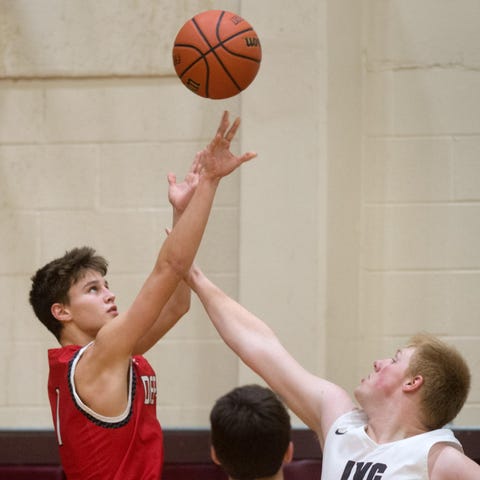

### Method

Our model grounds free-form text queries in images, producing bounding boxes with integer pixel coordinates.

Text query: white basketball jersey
[321,409,462,479]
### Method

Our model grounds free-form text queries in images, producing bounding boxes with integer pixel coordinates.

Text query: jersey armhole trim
[68,342,135,428]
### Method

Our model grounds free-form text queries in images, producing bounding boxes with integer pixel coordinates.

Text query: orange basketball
[172,10,262,99]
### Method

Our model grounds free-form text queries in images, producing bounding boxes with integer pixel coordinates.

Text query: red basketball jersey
[48,344,164,480]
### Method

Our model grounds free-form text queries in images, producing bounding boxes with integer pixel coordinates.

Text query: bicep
[429,444,480,480]
[98,267,181,358]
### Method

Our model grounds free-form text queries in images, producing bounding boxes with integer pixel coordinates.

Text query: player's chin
[352,386,365,406]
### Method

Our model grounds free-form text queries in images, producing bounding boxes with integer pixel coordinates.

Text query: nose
[374,358,391,372]
[373,360,383,372]
[104,287,116,303]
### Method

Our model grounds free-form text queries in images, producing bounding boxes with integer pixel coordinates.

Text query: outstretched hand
[168,153,201,214]
[198,111,257,180]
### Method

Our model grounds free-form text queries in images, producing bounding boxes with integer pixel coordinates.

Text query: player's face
[354,347,415,406]
[64,269,118,337]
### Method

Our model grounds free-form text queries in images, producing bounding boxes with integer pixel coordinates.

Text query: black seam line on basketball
[214,11,260,63]
[175,40,259,81]
[190,25,256,55]
[212,11,255,61]
[175,46,211,94]
[191,14,221,96]
[191,15,220,96]
[191,11,257,59]
[189,15,258,61]
[211,10,240,94]
[175,43,210,78]
[191,13,256,95]
[215,37,261,63]
[176,27,259,66]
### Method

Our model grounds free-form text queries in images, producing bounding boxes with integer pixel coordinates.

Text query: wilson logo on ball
[245,37,260,47]
[172,10,262,99]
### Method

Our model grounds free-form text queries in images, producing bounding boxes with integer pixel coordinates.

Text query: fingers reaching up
[199,111,257,180]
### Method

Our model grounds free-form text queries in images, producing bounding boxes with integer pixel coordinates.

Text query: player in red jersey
[29,112,256,480]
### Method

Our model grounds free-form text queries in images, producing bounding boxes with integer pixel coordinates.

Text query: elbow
[167,276,192,319]
[163,256,192,281]
[176,293,191,318]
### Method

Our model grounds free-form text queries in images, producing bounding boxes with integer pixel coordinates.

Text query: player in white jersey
[186,264,480,479]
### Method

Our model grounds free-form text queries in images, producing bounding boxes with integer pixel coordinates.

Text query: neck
[358,389,428,444]
[59,326,94,347]
[364,409,427,444]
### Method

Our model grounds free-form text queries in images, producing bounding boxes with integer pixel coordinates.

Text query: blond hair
[407,332,470,430]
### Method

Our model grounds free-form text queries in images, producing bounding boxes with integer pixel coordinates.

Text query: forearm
[188,266,277,365]
[104,112,254,354]
[168,199,193,319]
[159,111,255,278]
[133,203,193,354]
[156,176,219,277]
[133,280,190,354]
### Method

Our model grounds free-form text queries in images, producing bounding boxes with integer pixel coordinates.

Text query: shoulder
[320,407,364,449]
[48,345,81,364]
[429,443,480,480]
[328,407,366,429]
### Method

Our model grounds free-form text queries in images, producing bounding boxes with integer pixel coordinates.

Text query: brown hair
[29,247,108,342]
[210,384,291,480]
[407,332,471,430]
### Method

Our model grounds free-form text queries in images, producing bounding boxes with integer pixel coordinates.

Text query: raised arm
[133,155,200,355]
[76,112,256,415]
[187,265,356,446]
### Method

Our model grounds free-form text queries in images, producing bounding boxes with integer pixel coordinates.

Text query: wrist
[198,173,221,188]
[172,207,182,222]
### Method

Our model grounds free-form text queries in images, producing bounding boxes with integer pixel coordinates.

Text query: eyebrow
[82,278,107,290]
[82,279,100,289]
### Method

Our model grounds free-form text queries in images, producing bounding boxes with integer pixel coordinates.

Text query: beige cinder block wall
[0,0,479,430]
[358,0,480,426]
[237,0,328,427]
[0,0,245,428]
[240,0,480,427]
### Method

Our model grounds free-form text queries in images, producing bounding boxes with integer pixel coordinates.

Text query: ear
[51,303,72,323]
[210,446,221,466]
[282,441,294,465]
[403,375,424,393]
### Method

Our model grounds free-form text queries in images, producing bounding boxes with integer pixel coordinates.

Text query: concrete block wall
[359,0,480,425]
[1,0,479,431]
[0,0,247,428]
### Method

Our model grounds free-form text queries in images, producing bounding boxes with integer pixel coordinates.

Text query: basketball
[172,10,262,99]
